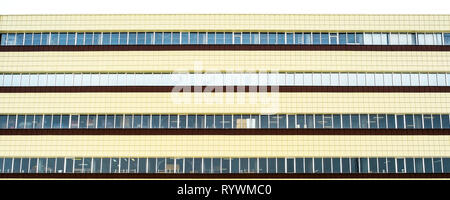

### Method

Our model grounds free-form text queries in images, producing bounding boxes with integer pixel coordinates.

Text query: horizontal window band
[2,73,450,87]
[1,45,450,52]
[2,114,449,130]
[0,157,448,175]
[1,129,449,135]
[1,86,450,93]
[1,174,449,178]
[1,32,448,47]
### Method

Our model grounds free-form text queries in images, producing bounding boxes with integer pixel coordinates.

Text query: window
[314,158,322,173]
[321,33,329,44]
[342,114,350,128]
[295,158,304,173]
[268,33,276,44]
[338,33,346,44]
[445,33,450,45]
[163,32,172,45]
[304,33,311,44]
[286,33,293,44]
[207,32,215,44]
[189,32,197,44]
[117,32,127,45]
[332,158,341,173]
[225,32,233,44]
[222,158,230,173]
[242,32,251,44]
[84,33,93,45]
[215,32,224,44]
[313,33,320,44]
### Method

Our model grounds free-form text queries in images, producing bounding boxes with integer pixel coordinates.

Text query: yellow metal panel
[0,92,449,114]
[1,14,449,32]
[1,51,449,73]
[0,135,448,157]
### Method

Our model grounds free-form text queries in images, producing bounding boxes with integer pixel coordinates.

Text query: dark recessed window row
[1,32,449,46]
[1,157,449,174]
[1,72,450,87]
[1,114,449,129]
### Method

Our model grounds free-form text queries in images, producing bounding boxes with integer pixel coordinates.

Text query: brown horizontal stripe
[1,45,450,52]
[0,129,448,135]
[0,173,448,179]
[1,86,450,93]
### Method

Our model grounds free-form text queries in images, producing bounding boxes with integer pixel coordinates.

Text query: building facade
[0,14,450,178]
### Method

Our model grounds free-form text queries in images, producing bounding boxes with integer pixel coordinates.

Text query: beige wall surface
[0,135,448,157]
[0,92,449,114]
[1,14,449,32]
[1,51,449,73]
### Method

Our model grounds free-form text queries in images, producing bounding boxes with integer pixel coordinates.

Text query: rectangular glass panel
[351,114,359,128]
[225,32,233,44]
[208,32,215,44]
[342,114,350,128]
[221,158,230,173]
[396,115,405,129]
[314,158,322,173]
[305,158,313,173]
[268,158,276,173]
[414,114,423,129]
[323,158,332,173]
[61,115,69,128]
[332,158,341,173]
[432,115,441,129]
[64,158,73,173]
[433,158,442,173]
[276,158,285,173]
[405,158,413,173]
[332,115,341,128]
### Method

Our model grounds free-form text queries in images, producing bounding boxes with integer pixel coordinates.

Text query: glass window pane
[93,158,101,173]
[405,158,414,173]
[305,158,313,173]
[52,115,61,128]
[342,158,350,173]
[442,115,450,128]
[315,115,323,128]
[16,115,25,128]
[268,158,276,173]
[64,158,73,173]
[276,158,285,173]
[313,33,320,44]
[360,114,368,128]
[414,114,423,129]
[295,158,304,173]
[378,158,387,173]
[378,114,387,129]
[369,158,377,173]
[97,115,106,128]
[225,32,233,44]
[304,33,311,44]
[314,158,322,173]
[208,32,215,44]
[221,158,230,173]
[332,115,341,128]
[268,32,276,44]
[231,158,239,173]
[296,114,305,128]
[423,158,433,173]
[61,115,69,128]
[321,33,329,44]
[360,158,368,173]
[387,114,395,128]
[339,33,346,44]
[342,114,350,128]
[351,114,359,128]
[332,158,341,173]
[323,158,331,173]
[87,115,96,128]
[242,32,251,44]
[433,158,442,173]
